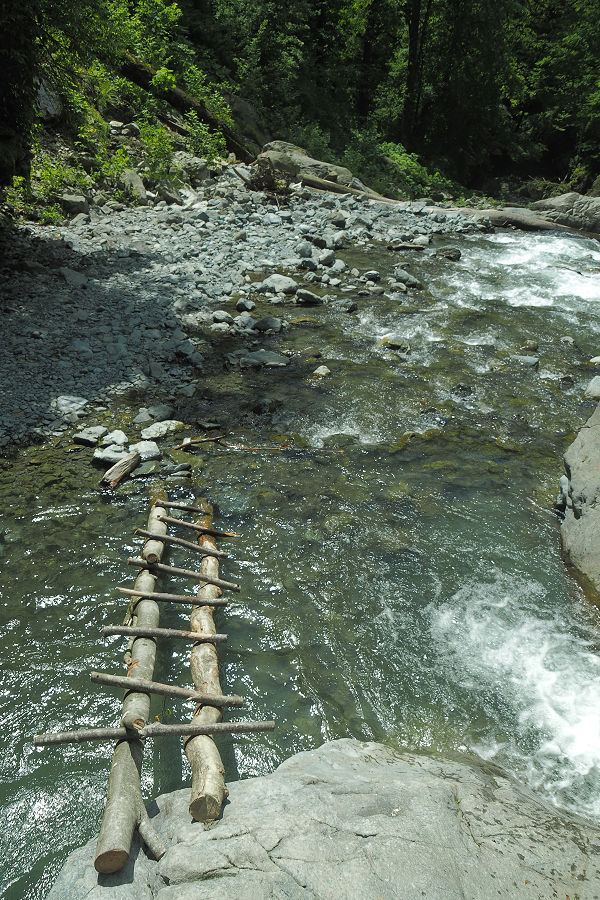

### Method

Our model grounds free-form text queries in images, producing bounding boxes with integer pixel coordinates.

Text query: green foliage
[151,66,177,93]
[182,65,233,124]
[381,142,456,197]
[138,121,174,181]
[184,112,226,162]
[126,0,182,67]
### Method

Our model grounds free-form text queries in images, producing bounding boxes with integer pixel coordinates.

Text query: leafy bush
[184,112,226,162]
[380,142,456,198]
[183,66,233,124]
[138,120,173,181]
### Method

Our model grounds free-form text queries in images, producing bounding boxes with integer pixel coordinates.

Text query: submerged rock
[49,738,600,899]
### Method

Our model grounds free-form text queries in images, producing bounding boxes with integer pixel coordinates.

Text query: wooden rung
[103,625,228,643]
[134,529,228,559]
[157,500,224,516]
[157,514,238,538]
[117,587,229,607]
[90,671,243,707]
[127,558,241,593]
[34,720,276,746]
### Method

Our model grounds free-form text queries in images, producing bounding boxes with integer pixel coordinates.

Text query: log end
[188,792,225,823]
[94,847,130,874]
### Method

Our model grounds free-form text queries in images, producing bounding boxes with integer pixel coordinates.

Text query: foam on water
[430,571,600,819]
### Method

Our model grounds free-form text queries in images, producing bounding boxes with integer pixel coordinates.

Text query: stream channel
[2,226,600,897]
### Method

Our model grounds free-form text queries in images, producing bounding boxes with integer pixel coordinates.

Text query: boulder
[171,152,210,186]
[561,403,600,595]
[48,739,600,899]
[260,141,365,190]
[530,192,600,234]
[121,169,147,205]
[59,193,88,216]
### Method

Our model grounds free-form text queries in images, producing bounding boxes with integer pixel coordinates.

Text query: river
[2,227,600,897]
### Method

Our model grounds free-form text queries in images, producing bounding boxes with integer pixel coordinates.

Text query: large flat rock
[531,191,600,234]
[561,403,600,594]
[49,739,600,899]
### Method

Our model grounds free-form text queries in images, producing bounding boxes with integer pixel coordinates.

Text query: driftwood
[90,671,243,707]
[35,720,276,746]
[134,528,228,560]
[299,172,383,200]
[184,500,230,822]
[120,53,252,163]
[98,451,141,489]
[157,514,238,537]
[94,492,168,874]
[103,625,228,643]
[127,557,240,592]
[117,587,229,608]
[172,435,227,451]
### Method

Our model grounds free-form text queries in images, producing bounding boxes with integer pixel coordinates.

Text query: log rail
[34,491,273,875]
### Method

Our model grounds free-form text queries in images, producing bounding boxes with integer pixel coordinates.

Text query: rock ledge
[49,738,600,899]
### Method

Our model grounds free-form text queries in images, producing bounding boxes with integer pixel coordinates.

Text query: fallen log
[120,53,252,163]
[95,490,168,873]
[185,499,229,822]
[98,451,141,489]
[34,720,276,745]
[134,528,229,560]
[90,671,243,707]
[117,587,229,607]
[103,625,228,643]
[127,557,241,592]
[300,172,383,200]
[94,738,165,873]
[157,513,238,537]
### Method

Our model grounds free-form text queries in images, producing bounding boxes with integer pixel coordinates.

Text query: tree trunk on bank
[119,53,253,163]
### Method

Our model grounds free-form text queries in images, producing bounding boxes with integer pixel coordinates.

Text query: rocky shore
[2,153,589,458]
[49,738,600,899]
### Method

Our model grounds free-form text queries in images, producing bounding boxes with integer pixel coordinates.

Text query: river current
[2,228,600,897]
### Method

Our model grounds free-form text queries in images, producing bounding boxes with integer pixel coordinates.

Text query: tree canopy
[1,0,599,191]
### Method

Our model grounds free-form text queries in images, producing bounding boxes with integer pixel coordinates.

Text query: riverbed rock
[140,420,184,440]
[48,738,600,899]
[561,403,600,594]
[92,444,128,465]
[73,426,108,446]
[129,440,161,461]
[296,288,323,306]
[257,274,298,295]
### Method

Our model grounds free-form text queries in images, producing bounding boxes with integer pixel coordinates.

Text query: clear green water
[2,229,600,897]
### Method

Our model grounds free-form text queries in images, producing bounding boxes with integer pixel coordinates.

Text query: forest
[1,0,600,202]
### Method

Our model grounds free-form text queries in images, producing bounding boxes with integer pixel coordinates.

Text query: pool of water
[2,228,600,897]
